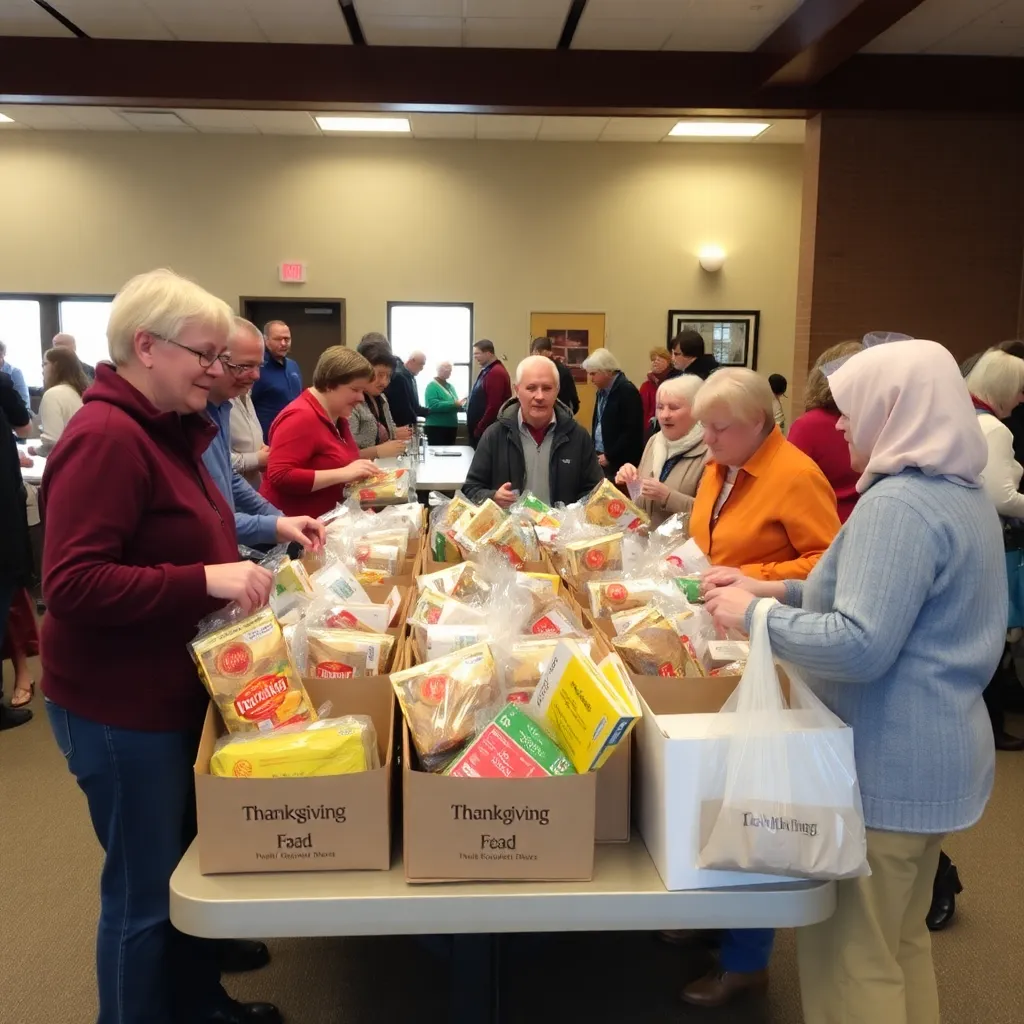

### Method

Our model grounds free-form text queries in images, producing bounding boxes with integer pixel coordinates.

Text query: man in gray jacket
[464,355,603,507]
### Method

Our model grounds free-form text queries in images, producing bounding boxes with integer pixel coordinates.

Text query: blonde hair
[692,367,774,430]
[656,374,703,407]
[805,341,864,412]
[313,346,373,391]
[581,347,620,373]
[649,346,671,363]
[107,269,233,367]
[966,350,1024,419]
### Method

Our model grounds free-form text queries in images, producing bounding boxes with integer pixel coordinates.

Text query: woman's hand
[640,478,671,505]
[376,439,408,458]
[702,567,786,601]
[615,464,638,486]
[205,562,274,615]
[704,586,757,634]
[395,425,414,441]
[257,444,270,469]
[275,515,327,551]
[457,397,467,408]
[597,454,609,468]
[19,451,33,468]
[338,459,383,484]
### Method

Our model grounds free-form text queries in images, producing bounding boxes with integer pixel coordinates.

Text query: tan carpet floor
[2,658,1022,1024]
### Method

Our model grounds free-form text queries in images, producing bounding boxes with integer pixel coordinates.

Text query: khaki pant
[797,828,945,1024]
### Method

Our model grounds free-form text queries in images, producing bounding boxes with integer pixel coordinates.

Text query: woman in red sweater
[41,270,280,1024]
[639,346,672,431]
[788,340,865,524]
[260,346,381,519]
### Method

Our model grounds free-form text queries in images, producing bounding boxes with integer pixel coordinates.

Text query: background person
[30,346,89,456]
[386,349,428,429]
[424,360,464,445]
[530,336,580,414]
[261,346,381,519]
[0,339,30,408]
[704,339,1002,1024]
[348,340,411,458]
[250,319,302,441]
[582,347,644,481]
[640,346,672,430]
[615,375,707,529]
[467,339,512,446]
[39,268,281,1024]
[788,341,865,524]
[768,373,787,431]
[463,355,602,507]
[52,331,95,380]
[228,322,269,489]
[669,328,719,380]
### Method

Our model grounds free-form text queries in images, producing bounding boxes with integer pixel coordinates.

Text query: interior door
[241,298,346,387]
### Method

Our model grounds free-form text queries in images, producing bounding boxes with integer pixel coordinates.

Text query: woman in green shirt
[424,361,463,445]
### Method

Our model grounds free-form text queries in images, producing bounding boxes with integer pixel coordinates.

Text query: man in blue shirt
[249,319,302,440]
[203,318,324,552]
[0,340,30,409]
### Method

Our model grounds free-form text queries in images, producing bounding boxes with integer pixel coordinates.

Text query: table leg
[448,933,500,1024]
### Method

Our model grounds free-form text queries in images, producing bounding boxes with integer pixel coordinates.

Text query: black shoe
[216,939,270,973]
[201,1000,282,1024]
[926,862,963,932]
[0,704,32,731]
[994,731,1024,751]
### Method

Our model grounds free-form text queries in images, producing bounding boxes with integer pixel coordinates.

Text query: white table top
[377,445,475,492]
[18,446,45,485]
[170,837,835,940]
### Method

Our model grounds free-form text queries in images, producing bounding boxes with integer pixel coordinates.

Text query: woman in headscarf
[704,339,1003,1024]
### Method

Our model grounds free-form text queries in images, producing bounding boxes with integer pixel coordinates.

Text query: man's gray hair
[515,354,559,386]
[232,317,264,343]
[581,347,620,373]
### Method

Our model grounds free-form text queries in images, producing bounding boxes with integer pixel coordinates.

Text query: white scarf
[650,422,704,480]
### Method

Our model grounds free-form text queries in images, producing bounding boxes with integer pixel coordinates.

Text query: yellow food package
[345,467,410,504]
[192,607,316,735]
[583,478,650,532]
[356,568,389,586]
[479,516,540,569]
[210,716,379,778]
[453,499,506,552]
[306,629,395,679]
[587,578,669,619]
[564,532,624,583]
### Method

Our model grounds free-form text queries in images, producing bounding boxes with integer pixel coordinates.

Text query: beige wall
[0,132,802,393]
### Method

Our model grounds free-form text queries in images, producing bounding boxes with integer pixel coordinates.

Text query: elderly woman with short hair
[41,269,282,1024]
[640,346,673,429]
[615,374,707,528]
[424,360,464,445]
[582,346,645,480]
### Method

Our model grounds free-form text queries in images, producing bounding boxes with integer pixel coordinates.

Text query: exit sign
[278,261,307,283]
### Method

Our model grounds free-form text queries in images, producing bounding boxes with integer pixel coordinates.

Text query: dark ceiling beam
[557,0,589,50]
[338,1,365,46]
[32,1,88,38]
[757,0,927,86]
[1,39,1023,116]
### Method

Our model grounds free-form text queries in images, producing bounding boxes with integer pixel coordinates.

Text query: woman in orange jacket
[677,367,841,1010]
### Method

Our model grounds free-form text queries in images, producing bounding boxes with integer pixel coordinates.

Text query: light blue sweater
[749,469,1003,834]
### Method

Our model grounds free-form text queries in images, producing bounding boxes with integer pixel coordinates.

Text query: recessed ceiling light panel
[669,121,771,138]
[315,116,411,133]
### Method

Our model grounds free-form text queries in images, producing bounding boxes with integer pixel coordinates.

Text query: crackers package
[587,578,668,619]
[345,467,410,504]
[192,607,316,735]
[564,532,624,583]
[210,715,379,779]
[305,629,395,679]
[583,479,650,532]
[391,642,502,772]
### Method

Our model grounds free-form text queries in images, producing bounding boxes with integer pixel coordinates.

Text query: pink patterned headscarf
[829,339,986,493]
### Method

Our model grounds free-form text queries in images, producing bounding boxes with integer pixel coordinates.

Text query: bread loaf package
[563,532,624,583]
[191,607,317,735]
[391,642,502,772]
[583,479,650,532]
[587,577,673,619]
[304,629,395,679]
[611,607,704,679]
[345,467,410,504]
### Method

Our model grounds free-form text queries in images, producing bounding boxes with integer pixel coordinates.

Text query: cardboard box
[632,675,795,891]
[194,675,395,875]
[595,735,630,843]
[401,724,597,883]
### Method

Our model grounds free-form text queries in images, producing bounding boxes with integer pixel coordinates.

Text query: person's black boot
[0,704,32,730]
[927,853,963,932]
[216,939,271,973]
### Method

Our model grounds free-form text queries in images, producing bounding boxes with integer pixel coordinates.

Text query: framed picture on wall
[667,309,760,371]
[529,312,606,383]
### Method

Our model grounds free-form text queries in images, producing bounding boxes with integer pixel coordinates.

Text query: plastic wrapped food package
[496,637,594,706]
[583,478,650,533]
[344,467,410,504]
[477,515,540,569]
[452,499,506,554]
[563,532,624,584]
[417,622,494,662]
[611,607,704,679]
[210,715,380,778]
[303,628,395,679]
[509,491,561,529]
[311,558,372,605]
[429,493,476,561]
[409,588,487,629]
[416,561,468,595]
[587,577,677,619]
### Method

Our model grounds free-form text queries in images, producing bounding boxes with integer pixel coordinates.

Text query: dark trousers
[46,702,226,1024]
[0,575,15,699]
[426,425,458,446]
[982,642,1018,735]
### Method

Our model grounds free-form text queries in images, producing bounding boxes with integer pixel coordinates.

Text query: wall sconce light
[698,246,726,272]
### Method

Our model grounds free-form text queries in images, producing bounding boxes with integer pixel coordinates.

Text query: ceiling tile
[118,110,196,132]
[63,106,139,130]
[175,109,259,132]
[863,0,1003,54]
[245,110,322,134]
[463,17,563,48]
[247,0,352,44]
[599,117,678,141]
[354,0,462,15]
[409,113,477,138]
[0,105,86,128]
[0,0,74,36]
[361,16,464,46]
[583,0,692,18]
[475,115,542,139]
[926,22,1024,54]
[465,0,571,17]
[137,0,268,42]
[572,18,674,49]
[54,0,174,39]
[537,116,608,141]
[662,19,772,51]
[752,119,806,143]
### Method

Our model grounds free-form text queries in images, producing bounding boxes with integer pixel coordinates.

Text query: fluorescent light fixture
[669,121,770,138]
[315,116,411,133]
[0,114,14,123]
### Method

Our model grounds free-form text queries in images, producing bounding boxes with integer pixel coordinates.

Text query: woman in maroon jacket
[40,270,280,1024]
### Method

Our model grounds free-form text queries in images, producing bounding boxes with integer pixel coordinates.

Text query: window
[0,299,43,388]
[59,299,113,370]
[386,302,473,408]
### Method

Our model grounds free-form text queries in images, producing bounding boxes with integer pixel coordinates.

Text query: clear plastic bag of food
[611,606,704,679]
[310,555,372,605]
[416,561,468,595]
[344,467,410,505]
[563,532,624,584]
[582,478,650,532]
[477,515,541,568]
[391,642,503,772]
[428,492,476,562]
[509,490,561,529]
[302,628,395,679]
[409,588,488,629]
[495,637,594,707]
[452,498,506,555]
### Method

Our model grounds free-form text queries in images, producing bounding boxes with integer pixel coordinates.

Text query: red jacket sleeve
[266,406,317,493]
[42,432,209,625]
[476,364,511,438]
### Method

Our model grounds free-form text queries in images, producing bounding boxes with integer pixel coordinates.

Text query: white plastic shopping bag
[697,599,869,880]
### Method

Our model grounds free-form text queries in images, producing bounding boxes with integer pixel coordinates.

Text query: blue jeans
[719,928,775,973]
[46,701,226,1024]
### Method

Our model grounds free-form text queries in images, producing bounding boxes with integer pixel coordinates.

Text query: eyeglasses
[223,359,262,376]
[151,333,229,370]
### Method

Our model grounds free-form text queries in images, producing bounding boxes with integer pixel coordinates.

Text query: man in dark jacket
[582,348,644,481]
[385,351,428,429]
[466,339,512,447]
[530,336,580,414]
[464,356,603,507]
[669,328,719,380]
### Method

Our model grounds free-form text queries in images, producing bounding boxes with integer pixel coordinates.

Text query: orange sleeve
[740,466,840,581]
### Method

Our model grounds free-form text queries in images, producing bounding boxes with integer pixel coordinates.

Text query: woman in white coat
[32,346,90,455]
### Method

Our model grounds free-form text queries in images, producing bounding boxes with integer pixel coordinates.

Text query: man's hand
[704,586,757,634]
[257,444,270,469]
[395,425,414,441]
[275,515,326,551]
[597,454,609,468]
[640,478,671,504]
[494,482,518,508]
[615,464,638,486]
